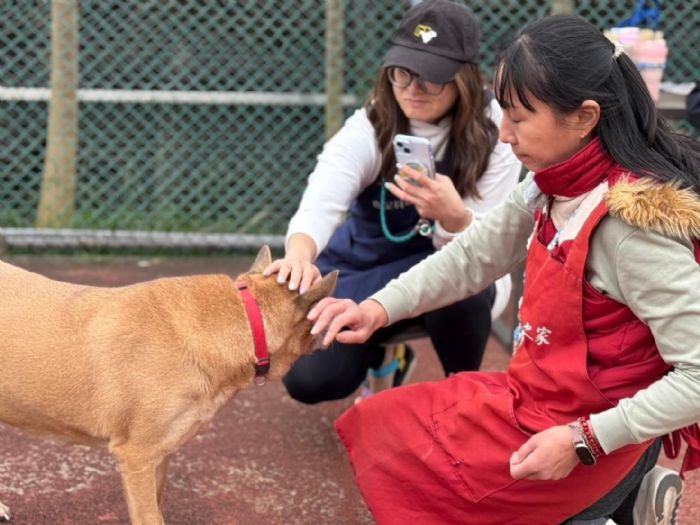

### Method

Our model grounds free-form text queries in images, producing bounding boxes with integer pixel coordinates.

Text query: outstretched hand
[308,298,388,348]
[509,425,579,481]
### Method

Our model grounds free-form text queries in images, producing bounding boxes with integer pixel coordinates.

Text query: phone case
[393,134,436,180]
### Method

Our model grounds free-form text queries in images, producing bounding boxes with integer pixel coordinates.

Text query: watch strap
[568,421,597,466]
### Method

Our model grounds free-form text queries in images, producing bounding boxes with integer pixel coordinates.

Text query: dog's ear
[249,245,272,273]
[295,270,338,311]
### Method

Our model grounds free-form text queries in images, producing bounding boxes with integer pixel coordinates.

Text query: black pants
[284,285,495,404]
[561,439,662,525]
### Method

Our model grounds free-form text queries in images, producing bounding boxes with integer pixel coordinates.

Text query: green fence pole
[37,0,79,228]
[325,0,344,140]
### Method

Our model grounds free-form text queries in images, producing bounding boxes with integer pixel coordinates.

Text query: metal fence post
[550,0,575,15]
[37,0,79,228]
[325,0,344,140]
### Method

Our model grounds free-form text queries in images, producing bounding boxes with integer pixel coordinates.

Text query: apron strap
[662,423,700,478]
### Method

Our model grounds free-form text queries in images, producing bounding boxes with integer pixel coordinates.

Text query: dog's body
[0,247,336,524]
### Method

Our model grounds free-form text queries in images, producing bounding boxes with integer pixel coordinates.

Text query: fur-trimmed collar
[605,178,700,241]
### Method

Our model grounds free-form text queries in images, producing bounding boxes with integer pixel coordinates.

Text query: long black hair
[495,15,700,194]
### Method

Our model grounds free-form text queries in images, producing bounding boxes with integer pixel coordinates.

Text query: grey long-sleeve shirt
[372,175,700,453]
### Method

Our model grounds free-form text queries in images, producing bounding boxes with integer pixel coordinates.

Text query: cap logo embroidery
[414,24,437,44]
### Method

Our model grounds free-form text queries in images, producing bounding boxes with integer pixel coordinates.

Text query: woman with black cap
[264,0,521,404]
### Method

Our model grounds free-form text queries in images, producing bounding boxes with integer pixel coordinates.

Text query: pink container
[634,38,668,101]
[615,27,640,49]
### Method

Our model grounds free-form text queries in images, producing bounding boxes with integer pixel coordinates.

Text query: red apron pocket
[430,382,526,503]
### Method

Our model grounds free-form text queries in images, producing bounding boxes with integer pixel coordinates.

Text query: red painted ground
[0,255,697,524]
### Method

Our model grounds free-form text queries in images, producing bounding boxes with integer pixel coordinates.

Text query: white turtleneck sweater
[286,100,522,254]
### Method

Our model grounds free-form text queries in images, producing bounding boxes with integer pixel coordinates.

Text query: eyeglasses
[387,66,447,96]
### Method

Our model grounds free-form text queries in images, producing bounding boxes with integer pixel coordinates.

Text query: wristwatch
[568,422,596,466]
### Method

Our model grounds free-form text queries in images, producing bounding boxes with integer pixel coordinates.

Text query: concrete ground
[0,254,697,524]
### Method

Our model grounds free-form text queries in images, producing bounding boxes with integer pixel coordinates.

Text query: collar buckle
[254,358,270,378]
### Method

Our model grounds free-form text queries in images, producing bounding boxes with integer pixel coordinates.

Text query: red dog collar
[235,280,270,385]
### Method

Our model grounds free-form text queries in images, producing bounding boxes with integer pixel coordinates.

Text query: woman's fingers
[310,299,354,334]
[269,259,292,284]
[404,165,435,186]
[387,175,419,205]
[309,299,365,347]
[335,326,369,345]
[287,261,304,291]
[262,259,282,277]
[264,258,320,294]
[322,309,358,346]
[389,165,441,205]
[308,297,344,323]
[509,426,578,481]
[509,437,539,479]
[299,264,321,294]
[398,163,433,185]
[389,169,466,227]
[385,180,408,203]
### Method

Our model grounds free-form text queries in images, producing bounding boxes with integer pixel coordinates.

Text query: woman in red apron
[308,15,700,525]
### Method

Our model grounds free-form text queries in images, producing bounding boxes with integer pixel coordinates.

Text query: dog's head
[239,246,338,378]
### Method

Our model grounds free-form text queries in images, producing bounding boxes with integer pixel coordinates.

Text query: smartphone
[393,134,436,182]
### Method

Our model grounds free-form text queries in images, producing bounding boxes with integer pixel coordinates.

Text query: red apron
[335,181,674,524]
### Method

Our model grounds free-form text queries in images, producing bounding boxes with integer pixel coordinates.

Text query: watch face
[575,443,596,466]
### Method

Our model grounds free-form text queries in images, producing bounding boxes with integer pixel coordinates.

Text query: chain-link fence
[1,1,698,251]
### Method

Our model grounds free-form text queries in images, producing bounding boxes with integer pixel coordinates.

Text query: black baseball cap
[383,0,481,84]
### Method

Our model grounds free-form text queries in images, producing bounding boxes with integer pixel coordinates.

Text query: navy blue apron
[316,145,454,303]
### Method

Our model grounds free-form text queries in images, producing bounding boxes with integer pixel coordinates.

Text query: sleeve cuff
[433,211,474,249]
[370,287,411,325]
[589,408,638,454]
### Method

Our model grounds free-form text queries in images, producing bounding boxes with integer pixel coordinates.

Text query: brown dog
[0,246,337,524]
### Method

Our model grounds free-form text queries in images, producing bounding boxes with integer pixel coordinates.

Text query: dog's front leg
[0,500,10,522]
[155,456,170,509]
[114,449,166,525]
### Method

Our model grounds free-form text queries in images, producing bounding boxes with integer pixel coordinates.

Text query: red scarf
[534,138,615,197]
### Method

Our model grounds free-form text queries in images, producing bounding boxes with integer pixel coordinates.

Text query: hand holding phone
[393,134,436,184]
